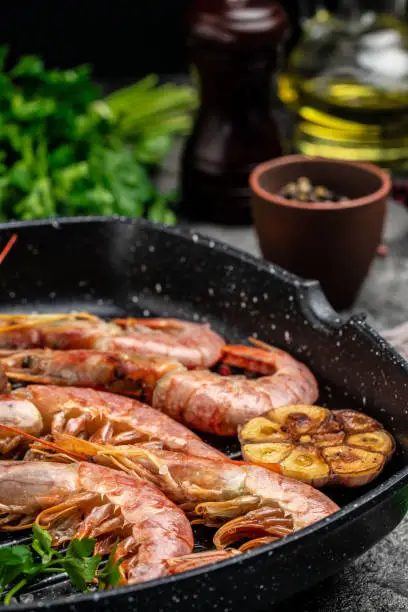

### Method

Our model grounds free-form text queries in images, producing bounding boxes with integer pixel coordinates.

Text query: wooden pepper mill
[180,0,288,224]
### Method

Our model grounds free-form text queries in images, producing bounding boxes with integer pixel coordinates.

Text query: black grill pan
[0,217,407,612]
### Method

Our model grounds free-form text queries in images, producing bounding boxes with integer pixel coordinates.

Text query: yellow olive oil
[279,10,408,169]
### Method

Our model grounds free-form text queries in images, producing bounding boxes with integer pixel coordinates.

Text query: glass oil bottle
[279,1,408,170]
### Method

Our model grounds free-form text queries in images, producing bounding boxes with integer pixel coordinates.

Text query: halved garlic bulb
[239,405,395,488]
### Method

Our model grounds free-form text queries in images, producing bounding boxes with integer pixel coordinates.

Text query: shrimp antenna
[0,234,17,265]
[0,423,89,462]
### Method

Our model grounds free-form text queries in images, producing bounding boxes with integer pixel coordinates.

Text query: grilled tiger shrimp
[1,349,185,404]
[0,459,206,585]
[153,339,318,436]
[0,313,117,350]
[111,318,225,368]
[0,313,225,368]
[46,438,339,551]
[0,385,225,460]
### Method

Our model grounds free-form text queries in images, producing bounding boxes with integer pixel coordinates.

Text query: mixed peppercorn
[278,177,349,203]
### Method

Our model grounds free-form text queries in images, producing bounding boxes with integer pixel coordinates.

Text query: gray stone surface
[160,144,408,611]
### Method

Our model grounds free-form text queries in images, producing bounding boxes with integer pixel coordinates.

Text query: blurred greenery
[0,47,197,224]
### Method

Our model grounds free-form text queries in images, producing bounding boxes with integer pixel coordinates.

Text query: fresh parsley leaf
[97,544,122,590]
[0,528,124,605]
[0,546,33,599]
[0,545,33,568]
[148,194,177,225]
[63,538,101,591]
[0,45,195,223]
[32,525,54,563]
[0,567,23,599]
[100,147,152,210]
[62,558,100,593]
[135,132,172,165]
[66,537,97,560]
[10,55,44,79]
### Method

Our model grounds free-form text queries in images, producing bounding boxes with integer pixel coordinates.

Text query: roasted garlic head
[239,405,395,488]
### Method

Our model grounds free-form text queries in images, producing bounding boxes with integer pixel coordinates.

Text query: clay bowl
[250,155,391,310]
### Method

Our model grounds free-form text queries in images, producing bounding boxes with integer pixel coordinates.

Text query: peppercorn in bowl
[250,155,391,310]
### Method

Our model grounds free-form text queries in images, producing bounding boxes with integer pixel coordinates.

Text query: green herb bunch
[0,525,122,605]
[0,47,197,223]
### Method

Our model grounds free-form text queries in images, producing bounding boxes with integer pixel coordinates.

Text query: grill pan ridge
[0,217,406,611]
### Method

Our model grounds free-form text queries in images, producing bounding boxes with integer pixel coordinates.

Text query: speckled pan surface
[0,217,408,612]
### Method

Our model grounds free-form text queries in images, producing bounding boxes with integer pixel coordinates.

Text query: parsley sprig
[0,47,197,223]
[0,525,122,605]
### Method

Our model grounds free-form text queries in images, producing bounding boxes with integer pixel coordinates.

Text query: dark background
[0,1,336,77]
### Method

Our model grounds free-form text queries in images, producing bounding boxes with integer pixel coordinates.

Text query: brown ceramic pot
[250,155,391,310]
